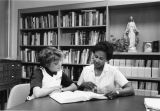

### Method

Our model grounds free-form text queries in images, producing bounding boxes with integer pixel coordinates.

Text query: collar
[92,62,109,72]
[45,67,57,77]
[103,62,110,72]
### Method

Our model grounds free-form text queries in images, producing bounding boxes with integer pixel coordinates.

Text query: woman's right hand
[78,82,97,92]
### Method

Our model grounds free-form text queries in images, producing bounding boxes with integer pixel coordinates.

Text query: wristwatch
[116,90,120,96]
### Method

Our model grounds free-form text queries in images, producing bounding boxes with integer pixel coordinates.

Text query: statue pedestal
[128,47,137,52]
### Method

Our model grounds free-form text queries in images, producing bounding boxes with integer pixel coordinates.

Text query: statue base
[128,47,137,52]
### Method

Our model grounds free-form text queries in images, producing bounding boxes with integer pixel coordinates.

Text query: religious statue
[125,16,139,52]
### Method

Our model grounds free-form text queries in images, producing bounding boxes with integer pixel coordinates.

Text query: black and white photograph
[0,0,160,111]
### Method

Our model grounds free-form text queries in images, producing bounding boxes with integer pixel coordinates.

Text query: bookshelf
[111,52,160,96]
[18,1,160,96]
[18,1,107,81]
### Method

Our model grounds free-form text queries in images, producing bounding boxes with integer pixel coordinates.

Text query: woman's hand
[105,90,119,100]
[78,82,97,92]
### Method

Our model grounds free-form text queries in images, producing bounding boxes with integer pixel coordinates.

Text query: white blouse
[41,67,62,88]
[77,63,128,94]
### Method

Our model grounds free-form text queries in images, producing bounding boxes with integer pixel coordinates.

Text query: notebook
[49,90,107,104]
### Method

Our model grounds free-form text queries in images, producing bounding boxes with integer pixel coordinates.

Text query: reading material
[49,91,107,104]
[144,98,160,111]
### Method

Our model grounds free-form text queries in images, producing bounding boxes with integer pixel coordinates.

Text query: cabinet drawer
[0,60,22,84]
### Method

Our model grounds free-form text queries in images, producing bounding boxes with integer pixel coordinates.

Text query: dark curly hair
[38,47,63,67]
[92,41,113,61]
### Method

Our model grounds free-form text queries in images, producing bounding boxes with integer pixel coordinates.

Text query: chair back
[6,83,30,109]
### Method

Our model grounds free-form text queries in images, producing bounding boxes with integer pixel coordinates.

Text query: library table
[8,96,149,111]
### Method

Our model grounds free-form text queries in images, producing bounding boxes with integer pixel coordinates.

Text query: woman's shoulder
[104,63,119,71]
[35,67,42,72]
[83,64,94,70]
[33,67,43,76]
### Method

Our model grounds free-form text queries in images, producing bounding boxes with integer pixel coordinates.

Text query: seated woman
[77,41,134,100]
[27,47,77,100]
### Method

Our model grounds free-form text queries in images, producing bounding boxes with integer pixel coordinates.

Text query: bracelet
[116,90,120,96]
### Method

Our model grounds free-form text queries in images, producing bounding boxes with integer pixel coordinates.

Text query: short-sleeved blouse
[77,63,129,94]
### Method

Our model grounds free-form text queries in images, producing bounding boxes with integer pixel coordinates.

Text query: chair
[6,83,30,109]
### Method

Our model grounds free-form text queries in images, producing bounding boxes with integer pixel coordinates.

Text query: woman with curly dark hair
[27,47,77,100]
[77,41,134,100]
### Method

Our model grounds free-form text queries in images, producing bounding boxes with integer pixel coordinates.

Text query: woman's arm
[118,82,135,97]
[31,68,62,98]
[61,83,77,92]
[33,86,62,98]
[61,72,78,91]
[105,82,134,100]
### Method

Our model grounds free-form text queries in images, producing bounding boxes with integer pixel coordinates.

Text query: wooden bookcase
[18,1,160,95]
[18,1,108,80]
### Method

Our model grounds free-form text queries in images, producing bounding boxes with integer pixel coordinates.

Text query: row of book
[21,65,160,81]
[130,81,158,91]
[60,30,106,45]
[21,48,92,64]
[115,81,159,96]
[21,48,93,64]
[21,65,83,81]
[22,31,57,46]
[21,49,39,63]
[22,66,37,79]
[131,81,158,96]
[63,66,83,81]
[20,14,58,29]
[62,49,93,65]
[62,10,106,27]
[109,59,160,68]
[134,89,158,96]
[116,66,160,78]
[109,59,160,78]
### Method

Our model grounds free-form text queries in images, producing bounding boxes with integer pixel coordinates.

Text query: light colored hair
[38,47,63,67]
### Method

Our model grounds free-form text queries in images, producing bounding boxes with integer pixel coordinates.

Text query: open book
[49,91,107,104]
[144,98,160,111]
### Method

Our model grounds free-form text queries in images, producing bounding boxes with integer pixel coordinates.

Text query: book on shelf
[22,31,57,46]
[21,14,58,29]
[61,9,106,27]
[63,66,82,81]
[49,90,107,104]
[62,49,92,64]
[131,81,159,96]
[134,89,158,96]
[152,40,160,52]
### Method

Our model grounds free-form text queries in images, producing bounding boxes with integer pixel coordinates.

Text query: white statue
[125,16,139,52]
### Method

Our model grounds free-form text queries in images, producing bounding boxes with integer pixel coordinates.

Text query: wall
[0,0,8,58]
[109,4,160,51]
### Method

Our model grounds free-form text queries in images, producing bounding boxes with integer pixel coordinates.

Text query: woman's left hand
[105,90,118,100]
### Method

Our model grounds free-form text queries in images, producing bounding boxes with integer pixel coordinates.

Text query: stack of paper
[144,98,160,111]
